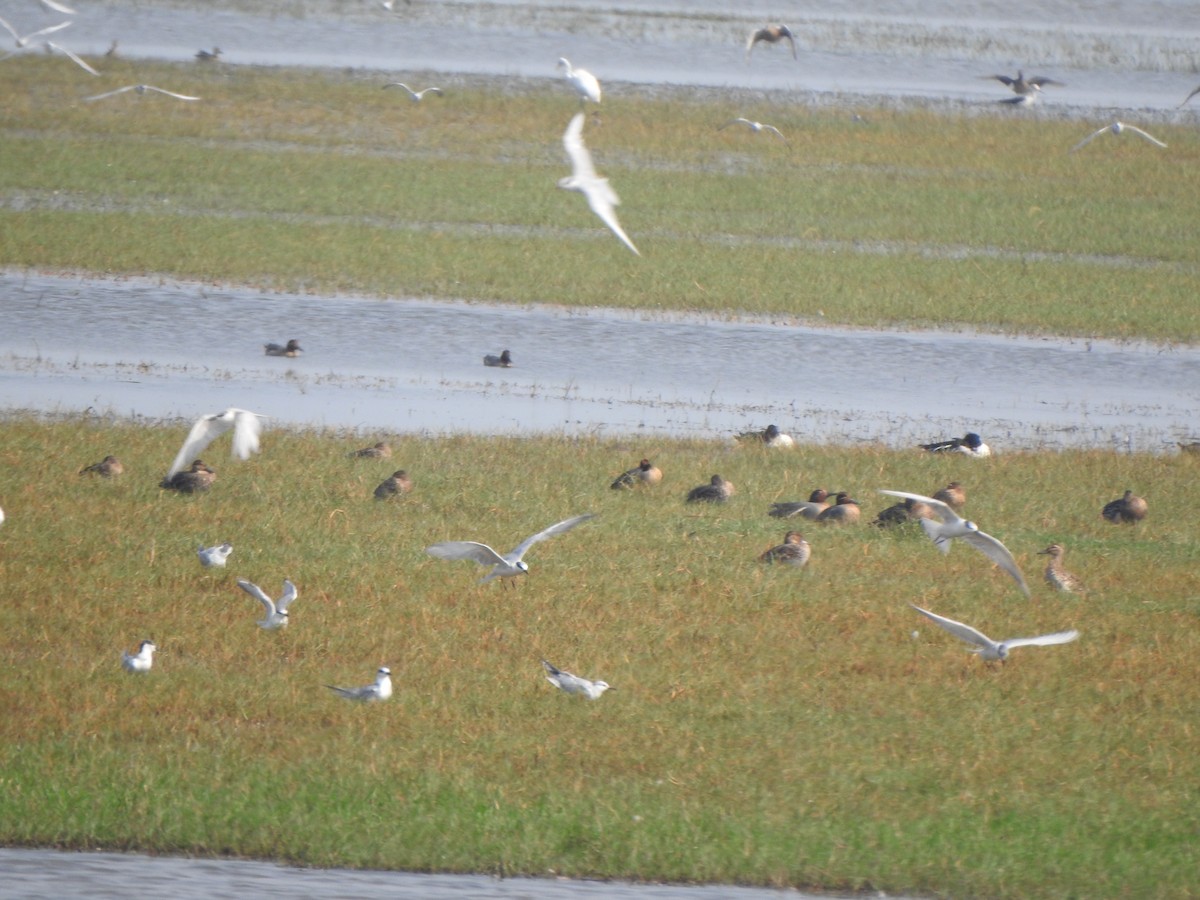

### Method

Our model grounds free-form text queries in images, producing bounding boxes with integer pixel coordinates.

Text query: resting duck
[160,459,216,493]
[686,474,735,504]
[737,424,794,448]
[931,481,966,511]
[374,469,413,500]
[79,455,124,477]
[758,531,811,567]
[483,350,513,368]
[768,489,829,520]
[920,432,991,458]
[817,493,860,525]
[1101,489,1147,524]
[264,339,303,357]
[611,458,662,489]
[350,441,392,459]
[873,496,935,527]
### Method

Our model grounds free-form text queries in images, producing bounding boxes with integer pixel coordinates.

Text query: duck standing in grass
[1102,489,1147,524]
[686,474,734,504]
[611,458,662,489]
[374,470,413,500]
[79,455,123,477]
[1039,543,1086,594]
[759,531,811,567]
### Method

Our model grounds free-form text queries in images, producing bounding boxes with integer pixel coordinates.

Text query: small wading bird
[746,24,796,60]
[383,82,443,102]
[1070,121,1167,153]
[1038,543,1086,594]
[880,490,1030,596]
[611,458,662,490]
[920,432,991,458]
[758,531,811,567]
[556,57,600,105]
[719,117,786,141]
[542,659,613,700]
[197,541,233,568]
[483,350,513,367]
[686,474,734,504]
[558,112,640,256]
[163,408,266,483]
[327,667,393,702]
[121,639,157,673]
[0,15,70,48]
[910,604,1079,665]
[426,513,596,585]
[264,339,302,357]
[237,578,297,630]
[79,454,123,477]
[1101,489,1148,524]
[85,84,199,102]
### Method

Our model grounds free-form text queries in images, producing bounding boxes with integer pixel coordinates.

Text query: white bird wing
[144,85,200,100]
[878,490,959,523]
[1002,630,1080,650]
[384,82,416,98]
[39,0,78,13]
[167,412,232,478]
[276,580,298,613]
[237,578,277,616]
[47,41,98,75]
[1069,125,1110,153]
[910,604,996,651]
[228,409,264,460]
[763,124,786,140]
[15,20,71,44]
[561,112,639,255]
[563,112,598,181]
[0,16,17,42]
[959,530,1031,597]
[584,187,640,256]
[719,117,752,131]
[508,513,597,563]
[1124,125,1167,148]
[426,540,508,567]
[84,84,137,101]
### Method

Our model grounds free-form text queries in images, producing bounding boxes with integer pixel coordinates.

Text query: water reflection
[3,271,1197,452]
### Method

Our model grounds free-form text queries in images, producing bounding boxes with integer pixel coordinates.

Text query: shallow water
[0,848,841,900]
[3,271,1197,452]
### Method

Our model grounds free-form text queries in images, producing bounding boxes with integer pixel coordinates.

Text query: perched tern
[426,512,596,584]
[237,577,297,630]
[542,659,613,699]
[121,639,157,673]
[79,455,124,477]
[746,24,797,60]
[1070,121,1167,153]
[910,604,1078,664]
[197,541,233,568]
[0,16,70,48]
[556,57,600,105]
[558,112,640,256]
[327,667,393,702]
[85,84,200,102]
[264,339,302,357]
[165,408,265,480]
[880,490,1030,597]
[45,41,98,75]
[1101,489,1147,524]
[719,118,786,141]
[483,349,513,368]
[383,82,443,102]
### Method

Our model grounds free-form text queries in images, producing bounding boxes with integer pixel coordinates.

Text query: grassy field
[0,418,1198,897]
[2,56,1198,342]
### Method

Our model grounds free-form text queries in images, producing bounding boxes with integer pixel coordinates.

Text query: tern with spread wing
[880,490,1030,597]
[426,513,596,584]
[383,82,443,102]
[1070,121,1166,153]
[542,659,613,699]
[165,408,265,481]
[197,541,233,568]
[326,667,393,702]
[237,578,297,630]
[558,112,639,256]
[0,15,70,48]
[85,84,199,102]
[910,604,1078,664]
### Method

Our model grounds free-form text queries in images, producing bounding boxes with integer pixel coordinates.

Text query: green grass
[2,58,1198,341]
[1,418,1198,896]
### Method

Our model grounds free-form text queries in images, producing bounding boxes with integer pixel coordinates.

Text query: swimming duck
[931,481,966,511]
[1038,543,1086,594]
[817,493,861,525]
[79,454,124,477]
[746,24,797,60]
[873,496,935,527]
[1101,489,1147,524]
[686,474,734,504]
[160,459,215,493]
[195,47,221,61]
[919,432,991,458]
[264,339,303,357]
[483,350,513,368]
[768,489,829,520]
[374,469,413,500]
[737,424,794,448]
[611,458,662,489]
[350,441,392,459]
[758,530,811,567]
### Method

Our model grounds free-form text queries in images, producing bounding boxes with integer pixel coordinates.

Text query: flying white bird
[121,639,157,673]
[879,490,1030,597]
[38,0,77,13]
[558,112,640,256]
[0,15,70,48]
[197,542,233,568]
[382,82,443,102]
[45,41,98,75]
[426,513,596,584]
[1070,121,1167,153]
[910,604,1079,664]
[237,578,297,630]
[165,408,266,480]
[542,659,613,699]
[719,118,787,141]
[326,666,393,702]
[85,84,200,102]
[556,57,600,105]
